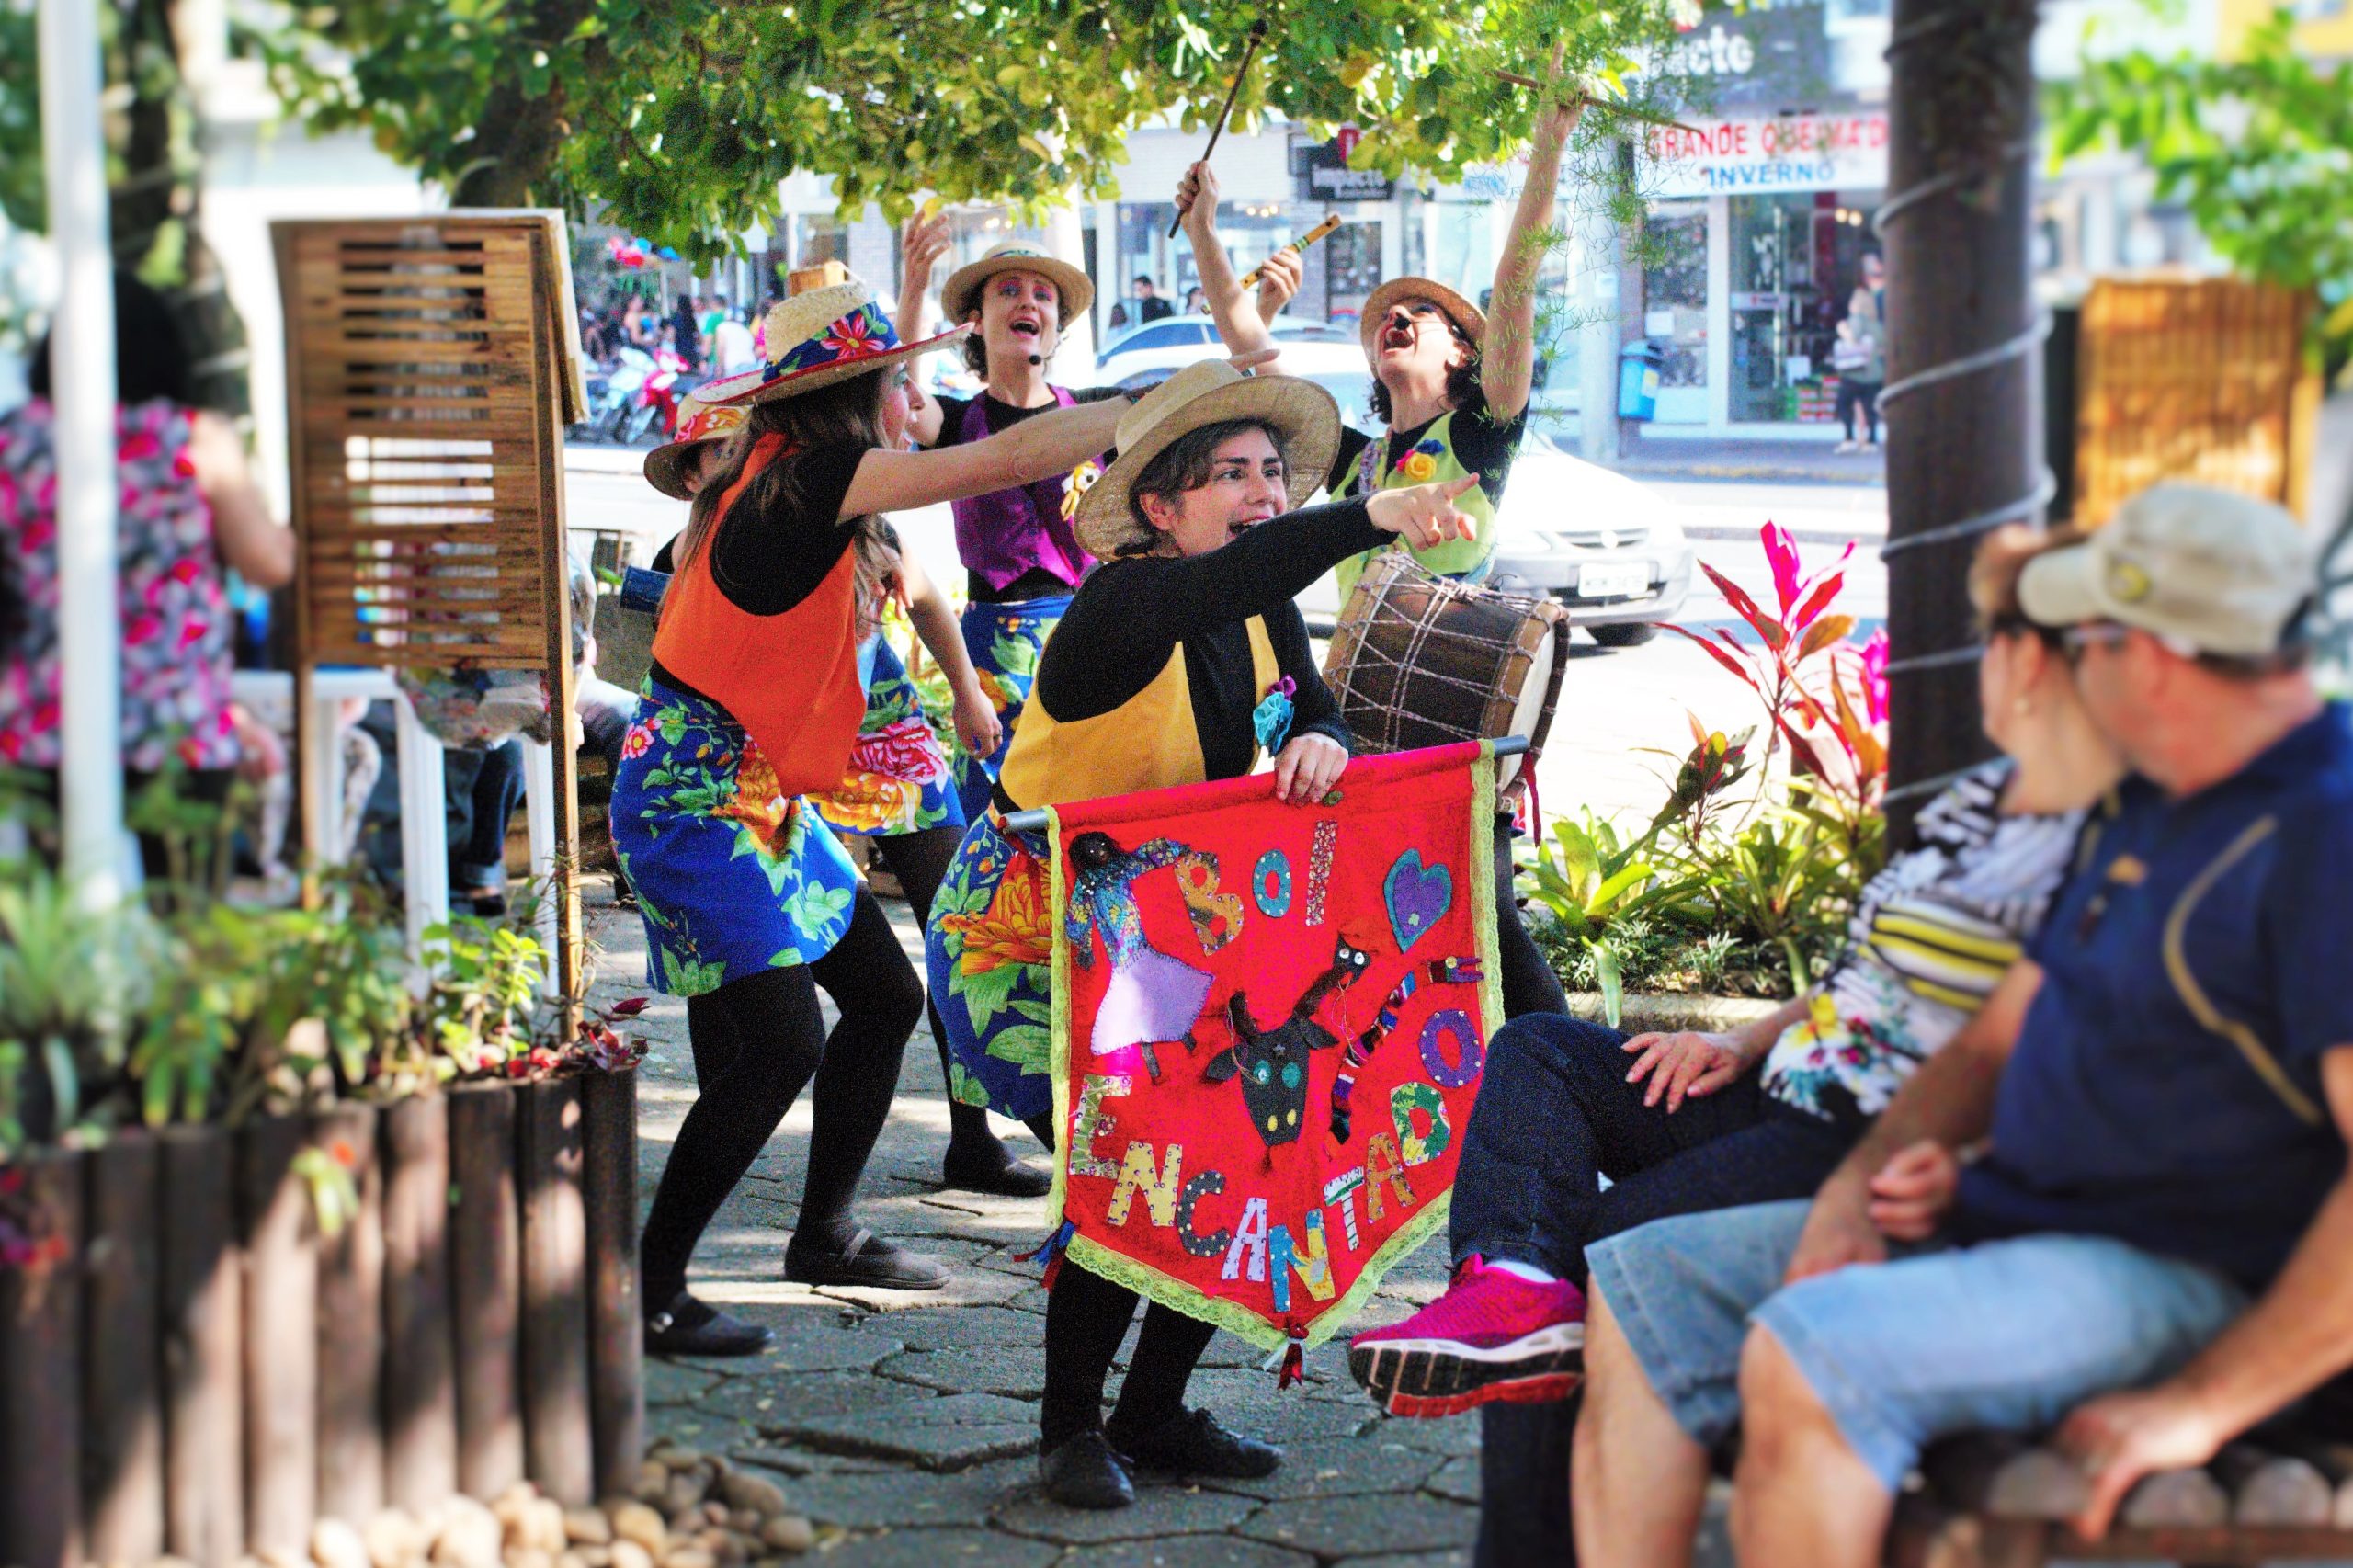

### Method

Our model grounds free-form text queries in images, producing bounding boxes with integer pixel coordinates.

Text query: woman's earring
[2014,696,2036,718]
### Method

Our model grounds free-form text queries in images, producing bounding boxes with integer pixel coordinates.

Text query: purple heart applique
[1383,848,1453,954]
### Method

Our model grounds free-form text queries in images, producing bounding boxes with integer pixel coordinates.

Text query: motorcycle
[626,349,708,448]
[593,345,657,444]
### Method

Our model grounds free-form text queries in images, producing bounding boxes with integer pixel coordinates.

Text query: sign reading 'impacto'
[1637,111,1890,198]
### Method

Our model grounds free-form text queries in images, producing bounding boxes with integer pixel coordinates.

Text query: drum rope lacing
[1326,563,1562,758]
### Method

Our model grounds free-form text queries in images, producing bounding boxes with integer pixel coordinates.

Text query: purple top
[949,388,1098,594]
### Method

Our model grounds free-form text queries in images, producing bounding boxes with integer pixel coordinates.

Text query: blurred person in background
[0,272,294,871]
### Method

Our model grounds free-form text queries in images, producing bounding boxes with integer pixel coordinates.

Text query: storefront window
[1324,221,1383,324]
[1728,190,1881,425]
[1643,202,1708,392]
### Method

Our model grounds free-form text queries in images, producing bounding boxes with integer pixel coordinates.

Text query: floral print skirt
[610,676,860,997]
[809,634,963,839]
[925,811,1056,1121]
[949,594,1071,827]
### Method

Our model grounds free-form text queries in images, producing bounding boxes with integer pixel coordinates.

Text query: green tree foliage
[2051,6,2353,360]
[256,0,1685,260]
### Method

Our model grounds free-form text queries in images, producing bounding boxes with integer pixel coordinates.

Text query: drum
[1323,551,1570,794]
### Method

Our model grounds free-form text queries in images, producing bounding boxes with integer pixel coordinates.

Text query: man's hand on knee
[2055,1384,2229,1540]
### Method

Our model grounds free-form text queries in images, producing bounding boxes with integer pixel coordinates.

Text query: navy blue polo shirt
[1956,703,2353,1289]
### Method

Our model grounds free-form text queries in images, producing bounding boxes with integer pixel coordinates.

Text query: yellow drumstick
[1237,214,1343,290]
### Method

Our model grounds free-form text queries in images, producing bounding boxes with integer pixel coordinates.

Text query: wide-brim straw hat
[1358,277,1488,359]
[1072,362,1342,561]
[942,242,1095,327]
[642,392,747,500]
[701,278,971,407]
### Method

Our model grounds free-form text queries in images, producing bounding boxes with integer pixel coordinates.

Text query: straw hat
[1072,362,1342,561]
[700,278,970,407]
[642,392,746,500]
[1358,277,1487,360]
[941,242,1095,327]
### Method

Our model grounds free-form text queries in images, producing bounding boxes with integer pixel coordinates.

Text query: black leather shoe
[642,1292,773,1357]
[1108,1407,1281,1480]
[1038,1430,1135,1509]
[782,1226,949,1290]
[943,1142,1053,1199]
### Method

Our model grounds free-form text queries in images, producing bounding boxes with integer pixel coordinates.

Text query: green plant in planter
[0,858,153,1153]
[1521,812,1704,1027]
[422,909,553,1079]
[1677,804,1864,993]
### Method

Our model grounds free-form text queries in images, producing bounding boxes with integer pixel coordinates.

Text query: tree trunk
[110,0,255,421]
[1880,0,2043,841]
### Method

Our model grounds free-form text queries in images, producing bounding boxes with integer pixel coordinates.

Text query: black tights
[1493,812,1567,1020]
[639,888,926,1302]
[866,824,1013,1157]
[1023,1112,1217,1449]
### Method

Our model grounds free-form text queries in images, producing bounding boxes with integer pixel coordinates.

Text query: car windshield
[1299,372,1381,438]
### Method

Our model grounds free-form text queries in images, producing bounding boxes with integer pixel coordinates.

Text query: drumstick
[1236,215,1342,290]
[1491,69,1704,134]
[1168,17,1270,238]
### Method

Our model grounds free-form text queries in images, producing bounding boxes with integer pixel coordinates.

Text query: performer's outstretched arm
[1484,61,1584,423]
[1176,161,1288,371]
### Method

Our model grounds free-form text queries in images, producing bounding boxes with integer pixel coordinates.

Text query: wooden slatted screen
[2075,278,2321,528]
[273,212,585,1000]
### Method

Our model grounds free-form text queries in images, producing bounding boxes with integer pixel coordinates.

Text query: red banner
[1044,743,1502,1352]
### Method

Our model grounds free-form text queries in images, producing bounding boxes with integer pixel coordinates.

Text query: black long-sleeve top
[997,498,1385,809]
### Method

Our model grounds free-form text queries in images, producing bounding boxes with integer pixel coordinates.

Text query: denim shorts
[1585,1199,2248,1490]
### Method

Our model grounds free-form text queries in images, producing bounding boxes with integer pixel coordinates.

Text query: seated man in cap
[1573,483,2353,1568]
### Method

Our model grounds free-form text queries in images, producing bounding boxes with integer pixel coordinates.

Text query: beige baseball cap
[2018,483,2317,658]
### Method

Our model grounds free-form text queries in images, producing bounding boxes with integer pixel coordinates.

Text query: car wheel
[1589,621,1661,648]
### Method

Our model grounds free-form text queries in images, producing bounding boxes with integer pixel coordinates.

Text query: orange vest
[651,434,866,795]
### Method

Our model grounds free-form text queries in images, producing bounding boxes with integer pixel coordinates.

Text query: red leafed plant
[575,995,650,1073]
[1669,522,1887,817]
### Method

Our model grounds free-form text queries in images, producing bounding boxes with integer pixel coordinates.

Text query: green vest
[1334,409,1499,605]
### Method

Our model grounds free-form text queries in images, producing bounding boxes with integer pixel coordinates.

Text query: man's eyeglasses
[2059,621,2134,662]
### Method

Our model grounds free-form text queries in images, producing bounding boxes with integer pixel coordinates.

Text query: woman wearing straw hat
[894,222,1305,826]
[1177,83,1584,1028]
[1177,83,1581,600]
[614,277,1154,1356]
[642,374,1040,1200]
[922,359,1479,1506]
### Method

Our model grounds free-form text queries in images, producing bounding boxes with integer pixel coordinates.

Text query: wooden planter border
[0,1068,639,1568]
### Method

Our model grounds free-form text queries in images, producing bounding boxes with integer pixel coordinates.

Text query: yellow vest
[1334,410,1499,604]
[998,616,1279,811]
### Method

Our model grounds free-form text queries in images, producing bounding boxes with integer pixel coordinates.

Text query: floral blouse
[0,400,239,772]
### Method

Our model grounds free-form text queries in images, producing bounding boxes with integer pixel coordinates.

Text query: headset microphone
[1027,354,1043,366]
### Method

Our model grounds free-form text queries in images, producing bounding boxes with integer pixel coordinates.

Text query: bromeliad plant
[1525,525,1892,1003]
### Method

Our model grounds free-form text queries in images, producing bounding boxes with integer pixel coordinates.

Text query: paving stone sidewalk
[586,885,1486,1566]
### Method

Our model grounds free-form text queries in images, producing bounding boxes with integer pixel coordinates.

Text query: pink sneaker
[1348,1256,1586,1417]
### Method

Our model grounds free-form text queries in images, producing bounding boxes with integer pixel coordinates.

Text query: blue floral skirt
[925,811,1056,1121]
[610,676,861,996]
[951,594,1070,826]
[809,634,964,839]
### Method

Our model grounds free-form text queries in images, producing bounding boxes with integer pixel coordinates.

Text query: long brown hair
[662,369,896,636]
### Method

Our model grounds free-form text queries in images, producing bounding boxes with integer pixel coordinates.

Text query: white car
[1096,316,1370,392]
[1296,434,1694,649]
